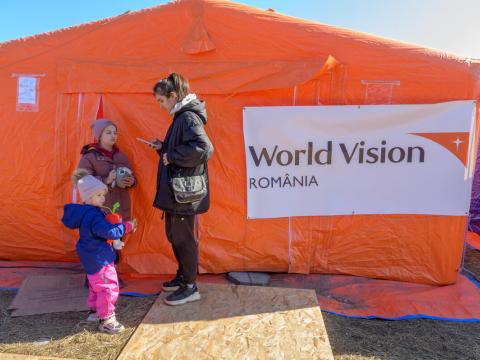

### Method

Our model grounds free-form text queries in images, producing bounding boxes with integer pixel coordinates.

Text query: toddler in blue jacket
[62,169,137,334]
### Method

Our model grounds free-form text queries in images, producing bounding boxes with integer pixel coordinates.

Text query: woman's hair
[71,168,90,185]
[153,73,190,100]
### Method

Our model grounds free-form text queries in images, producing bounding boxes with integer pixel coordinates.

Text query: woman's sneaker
[86,310,99,322]
[98,315,125,334]
[163,283,201,306]
[162,275,183,292]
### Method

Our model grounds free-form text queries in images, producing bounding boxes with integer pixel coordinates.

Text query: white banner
[243,101,477,219]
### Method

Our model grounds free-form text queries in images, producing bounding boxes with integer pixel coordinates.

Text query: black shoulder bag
[169,165,207,204]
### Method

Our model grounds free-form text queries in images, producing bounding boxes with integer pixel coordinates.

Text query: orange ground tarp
[467,231,480,250]
[0,0,479,284]
[2,261,480,321]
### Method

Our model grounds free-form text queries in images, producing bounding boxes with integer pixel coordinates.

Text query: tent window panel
[361,80,400,105]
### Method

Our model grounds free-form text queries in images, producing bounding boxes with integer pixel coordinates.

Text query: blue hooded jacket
[62,204,126,274]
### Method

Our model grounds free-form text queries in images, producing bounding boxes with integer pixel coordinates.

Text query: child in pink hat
[62,169,137,334]
[78,118,136,288]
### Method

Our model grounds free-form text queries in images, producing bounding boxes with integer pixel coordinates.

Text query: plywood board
[118,283,334,360]
[9,274,88,316]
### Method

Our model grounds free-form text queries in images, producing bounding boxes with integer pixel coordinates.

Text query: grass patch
[0,291,155,360]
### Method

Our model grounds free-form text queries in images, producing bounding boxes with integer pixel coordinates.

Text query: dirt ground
[324,313,480,360]
[0,292,156,360]
[2,249,480,360]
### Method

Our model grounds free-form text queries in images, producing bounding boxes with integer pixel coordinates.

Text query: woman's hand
[163,153,170,166]
[106,169,117,185]
[149,139,162,150]
[118,175,135,188]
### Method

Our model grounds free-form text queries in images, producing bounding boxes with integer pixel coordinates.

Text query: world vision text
[248,141,425,167]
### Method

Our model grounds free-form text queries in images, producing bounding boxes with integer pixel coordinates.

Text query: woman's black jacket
[154,99,214,215]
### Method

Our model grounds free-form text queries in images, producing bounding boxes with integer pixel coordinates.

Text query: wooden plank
[118,283,334,359]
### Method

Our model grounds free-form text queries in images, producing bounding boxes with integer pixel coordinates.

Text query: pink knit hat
[72,169,108,202]
[90,119,116,140]
[77,175,107,202]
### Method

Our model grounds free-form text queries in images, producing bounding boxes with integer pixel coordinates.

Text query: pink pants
[86,263,119,319]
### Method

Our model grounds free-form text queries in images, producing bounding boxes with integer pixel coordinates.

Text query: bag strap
[168,162,207,179]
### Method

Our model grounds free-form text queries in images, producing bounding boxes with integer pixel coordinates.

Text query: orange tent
[1,0,479,285]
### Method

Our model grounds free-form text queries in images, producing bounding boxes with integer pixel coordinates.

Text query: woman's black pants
[165,212,198,284]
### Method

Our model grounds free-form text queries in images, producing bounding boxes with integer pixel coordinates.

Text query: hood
[175,98,208,125]
[62,204,97,229]
[80,143,119,157]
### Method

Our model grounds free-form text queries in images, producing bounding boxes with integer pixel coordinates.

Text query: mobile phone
[136,137,157,147]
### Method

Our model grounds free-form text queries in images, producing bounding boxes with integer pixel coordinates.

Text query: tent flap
[57,59,328,94]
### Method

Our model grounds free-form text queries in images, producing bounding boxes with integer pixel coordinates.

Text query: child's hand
[106,169,117,185]
[119,175,135,188]
[128,219,138,233]
[112,239,125,250]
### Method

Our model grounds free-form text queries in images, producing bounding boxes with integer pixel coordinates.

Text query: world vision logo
[248,141,426,166]
[410,132,470,167]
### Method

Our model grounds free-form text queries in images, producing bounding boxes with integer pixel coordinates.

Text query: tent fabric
[2,261,480,321]
[0,261,83,290]
[56,59,329,94]
[0,0,479,285]
[270,272,480,321]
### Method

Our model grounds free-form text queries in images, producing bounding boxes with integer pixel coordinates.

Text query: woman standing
[150,73,213,306]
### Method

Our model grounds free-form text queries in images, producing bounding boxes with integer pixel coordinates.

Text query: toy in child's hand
[105,202,122,224]
[103,202,123,246]
[115,167,133,188]
[112,239,125,250]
